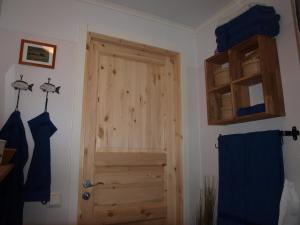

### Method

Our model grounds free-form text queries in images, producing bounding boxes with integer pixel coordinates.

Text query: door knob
[83,180,104,188]
[82,192,91,200]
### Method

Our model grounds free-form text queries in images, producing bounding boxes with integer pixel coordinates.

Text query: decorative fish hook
[40,78,61,112]
[11,74,34,111]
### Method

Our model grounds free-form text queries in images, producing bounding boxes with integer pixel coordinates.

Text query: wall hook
[11,74,33,111]
[40,77,61,112]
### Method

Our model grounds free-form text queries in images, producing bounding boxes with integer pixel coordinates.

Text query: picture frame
[19,39,57,69]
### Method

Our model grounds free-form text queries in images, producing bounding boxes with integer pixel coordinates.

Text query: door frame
[78,32,183,225]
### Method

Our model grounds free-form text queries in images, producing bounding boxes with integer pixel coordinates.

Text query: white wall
[0,0,199,224]
[196,0,300,215]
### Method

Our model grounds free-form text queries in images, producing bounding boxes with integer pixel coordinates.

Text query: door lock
[82,192,91,200]
[83,180,104,188]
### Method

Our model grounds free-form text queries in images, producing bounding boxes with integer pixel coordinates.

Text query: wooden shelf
[232,73,261,86]
[209,112,280,125]
[208,84,231,93]
[205,35,285,125]
[0,164,14,183]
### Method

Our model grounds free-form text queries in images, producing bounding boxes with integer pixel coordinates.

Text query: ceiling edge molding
[77,0,196,33]
[196,0,279,32]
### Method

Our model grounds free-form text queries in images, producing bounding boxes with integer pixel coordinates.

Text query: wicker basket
[214,67,230,86]
[220,107,233,120]
[221,94,232,108]
[242,57,261,77]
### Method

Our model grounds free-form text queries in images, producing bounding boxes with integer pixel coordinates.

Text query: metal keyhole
[82,192,91,200]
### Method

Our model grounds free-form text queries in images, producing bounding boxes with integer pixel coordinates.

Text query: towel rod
[215,126,299,149]
[280,126,299,141]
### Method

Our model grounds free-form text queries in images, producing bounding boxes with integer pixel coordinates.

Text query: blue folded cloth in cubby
[237,103,266,117]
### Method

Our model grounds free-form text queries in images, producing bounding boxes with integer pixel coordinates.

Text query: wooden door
[78,33,182,225]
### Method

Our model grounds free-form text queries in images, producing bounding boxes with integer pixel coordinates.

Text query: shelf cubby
[205,35,285,125]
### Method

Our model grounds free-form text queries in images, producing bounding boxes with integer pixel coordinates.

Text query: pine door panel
[79,33,182,225]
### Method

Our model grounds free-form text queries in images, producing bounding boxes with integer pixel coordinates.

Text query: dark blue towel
[215,5,280,52]
[217,24,279,52]
[24,112,57,203]
[218,130,284,225]
[237,104,266,117]
[215,5,276,36]
[216,15,280,42]
[0,111,28,225]
[226,15,280,37]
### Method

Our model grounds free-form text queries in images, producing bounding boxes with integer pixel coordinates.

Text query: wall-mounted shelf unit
[205,35,285,125]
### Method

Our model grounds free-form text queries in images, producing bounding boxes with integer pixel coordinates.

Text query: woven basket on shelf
[214,67,230,86]
[242,50,261,77]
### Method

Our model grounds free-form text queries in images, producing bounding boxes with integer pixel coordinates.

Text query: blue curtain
[217,130,284,225]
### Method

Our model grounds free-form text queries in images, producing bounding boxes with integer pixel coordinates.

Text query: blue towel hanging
[218,130,284,225]
[0,111,28,225]
[24,112,57,203]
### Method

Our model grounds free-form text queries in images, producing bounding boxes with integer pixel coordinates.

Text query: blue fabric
[215,5,280,52]
[0,111,28,225]
[227,15,280,37]
[217,23,280,51]
[24,112,57,203]
[218,130,284,225]
[216,14,280,40]
[216,16,280,43]
[237,103,266,116]
[215,5,276,36]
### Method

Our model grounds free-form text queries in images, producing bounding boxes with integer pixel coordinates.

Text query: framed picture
[292,0,300,61]
[19,39,57,69]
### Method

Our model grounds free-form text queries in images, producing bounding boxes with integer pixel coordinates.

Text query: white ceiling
[98,0,234,28]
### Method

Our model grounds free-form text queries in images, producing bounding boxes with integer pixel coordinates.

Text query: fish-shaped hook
[40,78,60,94]
[11,74,34,91]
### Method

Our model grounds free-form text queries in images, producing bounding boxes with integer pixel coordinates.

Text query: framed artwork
[292,0,300,61]
[19,39,57,69]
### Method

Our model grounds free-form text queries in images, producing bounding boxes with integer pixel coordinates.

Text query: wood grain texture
[0,164,14,183]
[205,35,285,125]
[79,32,182,225]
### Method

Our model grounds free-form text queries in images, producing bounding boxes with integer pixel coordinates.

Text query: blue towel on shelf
[24,112,57,203]
[226,14,280,37]
[215,5,280,52]
[218,130,284,225]
[237,104,266,117]
[230,24,279,44]
[217,24,279,52]
[215,5,276,36]
[216,15,280,42]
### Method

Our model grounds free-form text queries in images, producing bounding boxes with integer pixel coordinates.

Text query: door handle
[83,180,104,188]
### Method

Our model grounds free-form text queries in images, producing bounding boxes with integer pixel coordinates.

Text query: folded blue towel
[215,5,276,36]
[227,14,280,36]
[216,14,280,38]
[217,24,279,52]
[229,24,279,47]
[237,103,266,117]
